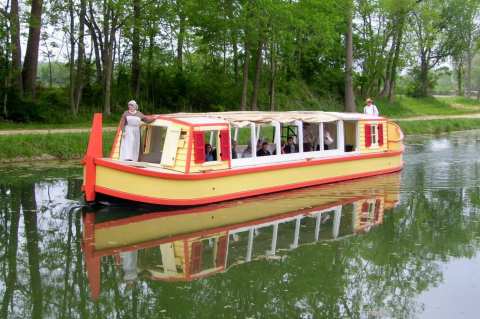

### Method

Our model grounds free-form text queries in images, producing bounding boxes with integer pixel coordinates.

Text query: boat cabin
[109,111,400,174]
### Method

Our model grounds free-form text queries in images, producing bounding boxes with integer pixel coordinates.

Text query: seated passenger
[284,137,298,154]
[257,142,271,156]
[205,144,217,161]
[242,144,252,158]
[303,142,313,152]
[231,140,238,159]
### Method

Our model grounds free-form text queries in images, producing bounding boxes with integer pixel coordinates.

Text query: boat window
[232,126,254,159]
[281,124,299,154]
[302,122,319,153]
[323,122,338,150]
[204,130,219,161]
[371,125,378,145]
[140,125,168,163]
[256,123,279,156]
[343,121,357,152]
[365,123,384,148]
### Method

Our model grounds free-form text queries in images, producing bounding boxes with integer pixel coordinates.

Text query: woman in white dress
[363,98,379,116]
[119,100,153,161]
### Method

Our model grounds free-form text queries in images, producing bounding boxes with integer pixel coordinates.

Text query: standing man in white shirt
[363,98,379,116]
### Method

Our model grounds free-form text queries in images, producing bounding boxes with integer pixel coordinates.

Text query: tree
[22,0,44,98]
[345,0,356,112]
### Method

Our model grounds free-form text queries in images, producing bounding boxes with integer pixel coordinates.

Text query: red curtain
[378,124,384,146]
[219,129,231,161]
[364,124,372,147]
[193,131,205,163]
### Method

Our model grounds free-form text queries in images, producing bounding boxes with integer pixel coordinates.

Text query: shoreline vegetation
[1,96,480,163]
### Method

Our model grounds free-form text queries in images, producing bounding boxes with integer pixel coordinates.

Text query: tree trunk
[457,62,464,96]
[131,0,141,99]
[269,41,276,111]
[177,12,185,72]
[240,41,250,111]
[69,0,76,114]
[232,34,239,81]
[22,0,44,98]
[74,0,87,113]
[466,50,472,97]
[344,1,356,112]
[388,15,405,102]
[9,0,23,94]
[419,58,429,97]
[250,40,264,111]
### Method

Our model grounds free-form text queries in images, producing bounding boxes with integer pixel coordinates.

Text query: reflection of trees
[2,165,480,318]
[22,183,43,319]
[1,184,21,318]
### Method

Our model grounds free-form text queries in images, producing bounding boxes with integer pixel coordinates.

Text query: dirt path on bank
[1,113,480,135]
[0,126,117,136]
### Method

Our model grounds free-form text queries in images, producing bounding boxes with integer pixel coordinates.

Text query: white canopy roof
[160,111,384,127]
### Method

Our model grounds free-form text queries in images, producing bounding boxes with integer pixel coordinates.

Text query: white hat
[128,100,138,110]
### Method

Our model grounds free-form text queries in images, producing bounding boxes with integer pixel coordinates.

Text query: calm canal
[1,130,480,318]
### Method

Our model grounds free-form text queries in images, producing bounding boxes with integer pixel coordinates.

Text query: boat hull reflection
[83,173,401,299]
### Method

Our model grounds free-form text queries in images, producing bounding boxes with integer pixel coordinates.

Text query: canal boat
[83,111,404,205]
[82,172,401,299]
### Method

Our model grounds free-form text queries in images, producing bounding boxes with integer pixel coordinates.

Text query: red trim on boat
[84,113,103,202]
[185,127,193,173]
[109,119,123,159]
[95,150,402,181]
[94,165,403,206]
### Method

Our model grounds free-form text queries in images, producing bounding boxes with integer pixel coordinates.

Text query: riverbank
[1,117,480,162]
[0,131,116,163]
[2,95,480,162]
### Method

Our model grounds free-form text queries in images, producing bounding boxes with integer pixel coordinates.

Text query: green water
[1,131,480,319]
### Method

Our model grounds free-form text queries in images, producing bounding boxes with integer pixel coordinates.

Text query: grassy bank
[0,131,116,162]
[367,96,480,118]
[1,118,480,162]
[1,95,480,162]
[398,118,480,135]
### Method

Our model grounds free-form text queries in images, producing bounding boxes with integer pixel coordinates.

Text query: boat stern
[83,113,103,202]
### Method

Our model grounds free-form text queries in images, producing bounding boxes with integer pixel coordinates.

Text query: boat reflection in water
[82,173,401,299]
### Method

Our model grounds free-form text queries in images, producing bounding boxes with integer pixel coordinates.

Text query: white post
[234,127,239,141]
[251,123,257,159]
[269,223,279,256]
[319,122,324,151]
[209,131,214,146]
[273,121,281,155]
[333,206,342,239]
[246,228,254,262]
[315,213,322,241]
[295,120,304,153]
[337,120,345,152]
[291,217,302,249]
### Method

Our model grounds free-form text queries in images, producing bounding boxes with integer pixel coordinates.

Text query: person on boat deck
[205,143,217,161]
[231,140,238,159]
[284,137,298,153]
[119,100,154,161]
[363,98,379,116]
[257,142,271,156]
